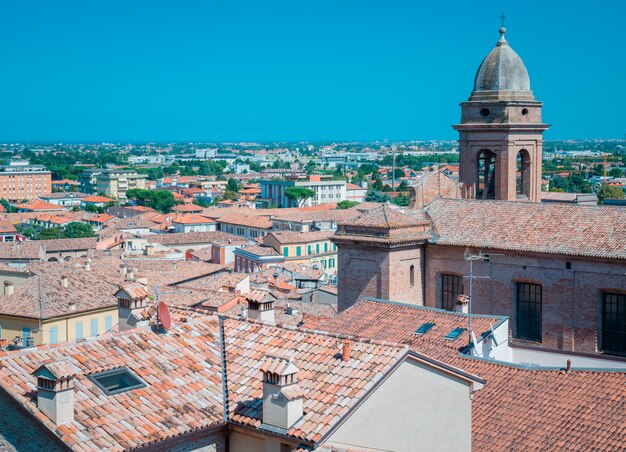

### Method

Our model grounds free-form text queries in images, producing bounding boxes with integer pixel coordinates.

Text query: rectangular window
[441,274,462,311]
[89,367,146,395]
[324,243,328,253]
[76,321,84,340]
[516,283,542,342]
[283,247,288,257]
[49,327,58,345]
[21,327,31,347]
[316,243,320,254]
[296,246,301,256]
[105,315,113,331]
[602,292,626,355]
[307,245,312,255]
[90,319,98,337]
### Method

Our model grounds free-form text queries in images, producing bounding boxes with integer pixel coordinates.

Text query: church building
[333,26,626,360]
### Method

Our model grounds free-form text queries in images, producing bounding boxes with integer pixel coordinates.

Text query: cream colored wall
[0,307,118,345]
[325,359,473,452]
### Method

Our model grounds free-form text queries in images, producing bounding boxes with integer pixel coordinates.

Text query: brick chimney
[32,360,78,425]
[260,355,303,430]
[455,294,469,314]
[3,281,14,296]
[115,284,150,331]
[246,291,275,323]
[342,340,351,361]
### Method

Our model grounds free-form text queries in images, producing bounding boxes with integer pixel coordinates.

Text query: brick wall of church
[337,243,424,312]
[424,244,626,354]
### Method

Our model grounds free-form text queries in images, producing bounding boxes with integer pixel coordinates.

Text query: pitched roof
[81,195,114,203]
[234,244,282,257]
[425,198,626,260]
[15,200,65,212]
[223,317,408,443]
[318,298,626,451]
[218,213,272,229]
[41,237,98,252]
[172,214,216,225]
[145,231,242,246]
[0,317,225,451]
[0,219,17,234]
[265,230,335,245]
[171,203,203,213]
[0,241,43,260]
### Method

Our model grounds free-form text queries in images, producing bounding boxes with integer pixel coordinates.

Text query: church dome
[470,27,534,101]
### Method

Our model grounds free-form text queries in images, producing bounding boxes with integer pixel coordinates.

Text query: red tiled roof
[171,204,203,213]
[426,198,626,260]
[318,299,626,451]
[265,230,335,245]
[15,200,65,212]
[172,214,216,225]
[81,195,114,203]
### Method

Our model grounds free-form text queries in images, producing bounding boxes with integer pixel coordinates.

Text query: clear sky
[0,0,624,143]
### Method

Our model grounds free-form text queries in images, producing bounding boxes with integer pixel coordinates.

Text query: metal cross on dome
[500,13,506,28]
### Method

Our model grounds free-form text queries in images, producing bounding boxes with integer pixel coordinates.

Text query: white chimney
[32,361,77,425]
[246,293,275,323]
[3,281,14,296]
[85,259,92,271]
[455,294,469,314]
[115,284,150,331]
[260,355,303,430]
[68,301,76,312]
[60,276,69,289]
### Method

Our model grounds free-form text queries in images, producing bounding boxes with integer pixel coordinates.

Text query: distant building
[263,230,338,275]
[195,148,217,159]
[95,169,147,201]
[40,192,88,207]
[260,175,347,207]
[0,159,51,202]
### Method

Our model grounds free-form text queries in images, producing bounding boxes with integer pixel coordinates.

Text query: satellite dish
[471,331,478,349]
[157,301,172,331]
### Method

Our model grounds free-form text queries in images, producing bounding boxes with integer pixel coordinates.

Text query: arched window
[516,150,531,198]
[477,150,496,199]
[409,265,415,288]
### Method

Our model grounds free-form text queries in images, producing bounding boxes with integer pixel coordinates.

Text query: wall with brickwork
[337,243,424,312]
[410,171,461,209]
[425,244,626,354]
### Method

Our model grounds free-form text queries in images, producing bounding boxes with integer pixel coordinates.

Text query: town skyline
[0,1,625,142]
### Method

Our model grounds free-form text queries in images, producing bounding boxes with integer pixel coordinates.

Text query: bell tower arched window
[516,149,531,198]
[477,150,496,199]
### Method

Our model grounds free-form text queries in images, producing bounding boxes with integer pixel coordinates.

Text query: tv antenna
[154,284,192,332]
[463,249,503,348]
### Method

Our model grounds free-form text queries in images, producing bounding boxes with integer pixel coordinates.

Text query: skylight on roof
[445,327,466,341]
[89,367,146,395]
[415,322,435,335]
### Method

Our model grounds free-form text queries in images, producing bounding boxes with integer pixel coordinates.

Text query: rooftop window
[89,367,145,395]
[415,322,435,335]
[445,327,466,341]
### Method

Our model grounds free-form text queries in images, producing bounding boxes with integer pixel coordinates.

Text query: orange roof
[0,220,17,234]
[90,213,115,223]
[172,214,217,225]
[171,203,204,213]
[15,200,65,212]
[81,195,114,203]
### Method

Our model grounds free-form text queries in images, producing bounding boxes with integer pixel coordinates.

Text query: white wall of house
[325,358,473,452]
[173,222,217,233]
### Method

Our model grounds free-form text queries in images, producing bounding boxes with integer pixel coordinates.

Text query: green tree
[597,184,625,204]
[608,167,623,178]
[285,187,316,207]
[126,189,177,213]
[0,198,16,213]
[364,189,391,203]
[223,189,239,201]
[63,222,96,238]
[15,224,36,238]
[226,178,241,193]
[336,200,359,209]
[38,227,64,240]
[397,180,408,192]
[393,193,411,207]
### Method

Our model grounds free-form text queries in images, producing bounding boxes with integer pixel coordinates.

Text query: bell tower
[453,25,549,202]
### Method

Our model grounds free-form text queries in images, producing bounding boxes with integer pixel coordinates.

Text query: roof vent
[341,340,351,361]
[260,355,303,430]
[455,294,469,314]
[60,275,69,289]
[246,291,275,323]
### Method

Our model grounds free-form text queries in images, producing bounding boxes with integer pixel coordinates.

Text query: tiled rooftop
[265,230,335,245]
[318,298,626,451]
[425,198,626,260]
[145,231,241,246]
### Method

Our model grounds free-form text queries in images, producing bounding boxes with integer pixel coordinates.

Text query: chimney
[3,281,14,296]
[32,361,77,425]
[116,284,150,331]
[566,359,572,373]
[85,259,92,271]
[455,294,469,314]
[60,276,69,289]
[260,355,303,430]
[342,340,351,361]
[126,269,135,281]
[246,292,275,323]
[68,300,76,312]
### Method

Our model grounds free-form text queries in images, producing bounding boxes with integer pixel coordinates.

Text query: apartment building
[95,169,147,201]
[260,175,347,207]
[0,159,51,202]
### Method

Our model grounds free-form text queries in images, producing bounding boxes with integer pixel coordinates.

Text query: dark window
[415,322,435,335]
[602,292,626,355]
[445,327,466,341]
[441,274,462,311]
[516,283,542,342]
[477,150,496,199]
[89,367,146,395]
[409,265,415,288]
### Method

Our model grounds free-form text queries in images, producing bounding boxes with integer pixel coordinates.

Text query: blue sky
[0,0,624,142]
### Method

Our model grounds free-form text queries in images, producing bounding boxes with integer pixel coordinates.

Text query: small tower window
[521,108,529,115]
[409,265,415,288]
[477,150,496,199]
[480,108,490,117]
